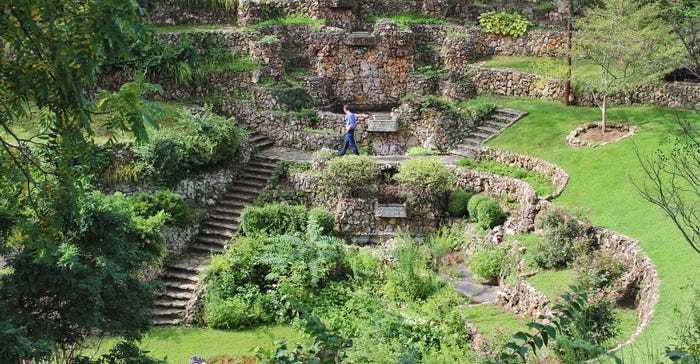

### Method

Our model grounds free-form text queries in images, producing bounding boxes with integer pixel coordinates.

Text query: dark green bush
[133,109,242,186]
[127,190,191,226]
[476,198,504,229]
[307,206,335,236]
[467,194,489,220]
[320,155,378,198]
[447,189,472,217]
[240,203,308,237]
[394,159,456,202]
[468,244,508,285]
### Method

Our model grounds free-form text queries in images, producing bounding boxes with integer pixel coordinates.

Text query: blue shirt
[346,112,356,131]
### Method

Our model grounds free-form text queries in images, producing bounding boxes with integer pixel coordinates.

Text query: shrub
[574,249,627,292]
[393,159,456,202]
[477,198,504,229]
[307,206,335,236]
[478,11,533,37]
[240,203,308,237]
[133,109,242,186]
[468,244,508,285]
[533,207,593,269]
[459,98,497,119]
[320,155,378,198]
[385,236,444,301]
[447,188,472,217]
[467,194,489,220]
[127,190,191,226]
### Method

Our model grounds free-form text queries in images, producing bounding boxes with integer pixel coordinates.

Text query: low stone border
[471,147,569,200]
[566,123,637,148]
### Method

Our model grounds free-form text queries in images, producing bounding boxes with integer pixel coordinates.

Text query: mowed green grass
[93,326,302,363]
[486,96,700,360]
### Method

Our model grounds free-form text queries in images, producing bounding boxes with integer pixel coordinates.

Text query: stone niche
[367,113,399,132]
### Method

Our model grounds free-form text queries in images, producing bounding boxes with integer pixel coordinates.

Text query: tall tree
[1,0,164,362]
[572,0,684,131]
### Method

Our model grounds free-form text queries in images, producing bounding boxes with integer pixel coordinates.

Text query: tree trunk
[601,94,607,133]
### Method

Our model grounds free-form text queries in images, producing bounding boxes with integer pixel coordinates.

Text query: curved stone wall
[471,148,569,200]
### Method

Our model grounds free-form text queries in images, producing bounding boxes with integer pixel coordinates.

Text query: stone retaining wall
[471,148,569,200]
[455,168,540,234]
[497,280,552,319]
[472,67,700,109]
[472,67,565,100]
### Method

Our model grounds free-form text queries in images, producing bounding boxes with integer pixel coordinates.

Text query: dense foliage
[240,203,309,237]
[478,11,533,37]
[319,155,378,198]
[393,159,456,203]
[447,188,473,217]
[0,0,168,362]
[533,207,594,269]
[0,192,166,363]
[127,190,193,226]
[133,109,243,186]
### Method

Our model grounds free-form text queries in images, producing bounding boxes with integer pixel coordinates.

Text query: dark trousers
[340,129,359,155]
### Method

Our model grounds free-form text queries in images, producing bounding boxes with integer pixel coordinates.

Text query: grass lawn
[461,303,530,340]
[92,326,302,363]
[526,269,576,301]
[486,96,700,360]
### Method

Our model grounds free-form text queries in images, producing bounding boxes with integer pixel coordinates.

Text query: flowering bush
[533,207,594,269]
[574,249,627,304]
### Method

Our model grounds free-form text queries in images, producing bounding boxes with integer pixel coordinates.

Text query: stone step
[153,318,183,326]
[162,271,200,284]
[156,290,195,300]
[253,140,274,150]
[243,165,276,175]
[240,171,271,182]
[202,219,240,230]
[247,159,278,170]
[166,258,209,273]
[152,308,184,318]
[195,234,229,246]
[476,125,500,134]
[207,209,242,222]
[450,149,474,158]
[229,184,264,195]
[154,298,188,308]
[235,179,268,188]
[163,280,199,292]
[484,119,508,129]
[493,114,516,124]
[222,191,257,202]
[212,204,245,214]
[471,131,492,139]
[495,107,528,119]
[462,136,484,145]
[189,242,226,254]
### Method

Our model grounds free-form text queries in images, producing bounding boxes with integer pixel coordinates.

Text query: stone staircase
[152,135,277,326]
[451,108,528,157]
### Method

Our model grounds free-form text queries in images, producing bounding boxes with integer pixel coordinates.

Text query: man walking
[339,104,359,156]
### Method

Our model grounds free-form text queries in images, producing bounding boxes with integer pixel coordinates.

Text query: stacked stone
[471,148,569,200]
[472,67,565,100]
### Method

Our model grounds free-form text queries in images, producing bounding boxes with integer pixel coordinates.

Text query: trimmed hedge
[447,189,473,217]
[467,194,489,220]
[476,198,504,229]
